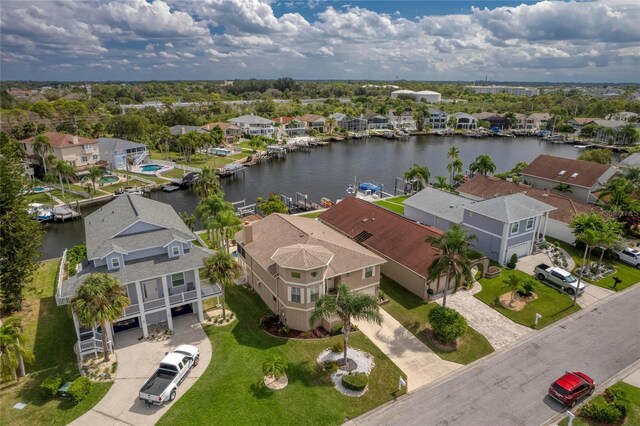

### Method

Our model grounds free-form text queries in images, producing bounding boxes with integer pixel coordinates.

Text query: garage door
[507,241,532,260]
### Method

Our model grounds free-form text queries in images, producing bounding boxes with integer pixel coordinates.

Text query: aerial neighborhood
[1,1,640,425]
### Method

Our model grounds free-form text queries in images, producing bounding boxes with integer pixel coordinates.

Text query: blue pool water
[98,175,119,184]
[34,187,46,192]
[141,164,163,172]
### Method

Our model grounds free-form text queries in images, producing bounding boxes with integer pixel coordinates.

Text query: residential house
[361,113,389,130]
[21,132,103,171]
[235,214,385,332]
[618,153,640,169]
[473,112,510,130]
[458,175,610,243]
[512,113,529,129]
[404,188,555,264]
[170,125,208,137]
[387,108,416,130]
[97,138,148,171]
[56,195,221,360]
[426,109,448,129]
[298,114,328,133]
[330,113,368,132]
[273,116,307,137]
[522,154,616,203]
[566,118,599,132]
[527,113,551,130]
[451,112,478,130]
[201,122,243,144]
[319,197,462,300]
[591,119,631,144]
[228,115,276,138]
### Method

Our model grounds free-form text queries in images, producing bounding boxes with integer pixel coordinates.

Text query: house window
[311,271,318,278]
[310,286,320,303]
[290,287,302,303]
[364,266,374,279]
[92,154,98,160]
[511,223,520,234]
[171,272,185,288]
[526,218,535,231]
[291,271,301,279]
[110,257,120,269]
[171,246,181,257]
[85,144,93,150]
[81,156,88,162]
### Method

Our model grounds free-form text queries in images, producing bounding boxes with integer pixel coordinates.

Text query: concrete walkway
[71,314,211,426]
[434,284,533,350]
[354,309,462,392]
[578,284,614,308]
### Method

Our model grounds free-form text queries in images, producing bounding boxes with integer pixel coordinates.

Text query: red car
[548,371,595,407]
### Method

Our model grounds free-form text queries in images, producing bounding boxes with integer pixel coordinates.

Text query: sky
[1,0,639,83]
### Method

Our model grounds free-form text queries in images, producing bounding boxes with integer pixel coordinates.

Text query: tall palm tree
[178,211,196,231]
[31,133,53,174]
[598,177,635,210]
[433,176,450,190]
[426,224,477,308]
[326,117,337,134]
[469,154,496,176]
[215,209,242,251]
[69,273,129,362]
[403,163,430,192]
[178,131,201,163]
[83,166,104,194]
[194,166,222,199]
[447,157,463,186]
[203,251,242,321]
[196,194,232,243]
[53,160,75,198]
[309,284,382,366]
[0,318,34,382]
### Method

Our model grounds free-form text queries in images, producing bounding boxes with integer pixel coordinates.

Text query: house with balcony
[330,113,368,132]
[426,109,448,129]
[298,114,328,133]
[170,125,208,137]
[228,114,276,138]
[235,214,385,332]
[527,113,551,130]
[361,113,389,130]
[201,122,243,144]
[97,137,148,170]
[21,132,103,171]
[473,112,510,130]
[451,112,478,130]
[273,116,308,137]
[387,108,416,130]
[56,194,221,360]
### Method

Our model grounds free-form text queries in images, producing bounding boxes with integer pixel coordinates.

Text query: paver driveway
[70,314,211,426]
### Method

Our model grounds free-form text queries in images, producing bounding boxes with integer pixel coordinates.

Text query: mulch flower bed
[424,326,458,352]
[260,315,329,339]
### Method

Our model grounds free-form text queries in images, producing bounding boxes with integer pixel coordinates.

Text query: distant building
[451,112,478,130]
[473,112,510,130]
[169,125,207,136]
[227,115,276,138]
[298,114,328,133]
[329,113,368,132]
[21,132,103,171]
[468,85,539,97]
[387,108,416,130]
[272,116,307,137]
[201,122,243,144]
[426,109,448,129]
[527,113,551,130]
[361,113,389,130]
[390,89,441,103]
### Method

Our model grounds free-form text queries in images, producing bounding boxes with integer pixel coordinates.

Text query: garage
[506,241,532,261]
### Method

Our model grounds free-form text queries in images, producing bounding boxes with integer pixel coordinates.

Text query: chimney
[243,221,253,244]
[181,126,186,135]
[72,135,79,144]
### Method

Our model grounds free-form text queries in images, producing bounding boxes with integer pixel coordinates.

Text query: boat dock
[53,205,81,221]
[216,163,246,177]
[280,192,322,213]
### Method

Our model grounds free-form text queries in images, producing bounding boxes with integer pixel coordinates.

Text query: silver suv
[615,248,640,268]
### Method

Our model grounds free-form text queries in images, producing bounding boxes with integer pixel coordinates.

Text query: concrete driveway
[70,314,211,426]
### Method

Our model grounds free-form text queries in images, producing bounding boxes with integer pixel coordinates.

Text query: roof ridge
[126,194,139,217]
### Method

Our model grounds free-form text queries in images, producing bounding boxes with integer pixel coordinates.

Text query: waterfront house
[319,197,467,300]
[473,112,510,130]
[235,214,385,332]
[451,112,478,130]
[56,194,221,360]
[513,113,529,129]
[97,137,148,171]
[618,153,640,169]
[458,175,609,243]
[228,114,276,138]
[426,109,448,129]
[361,113,389,130]
[387,108,416,130]
[527,113,551,130]
[591,119,631,144]
[21,132,103,172]
[298,114,328,133]
[522,155,616,203]
[170,125,208,136]
[404,188,555,264]
[201,122,243,144]
[330,113,368,132]
[566,118,599,131]
[273,116,308,137]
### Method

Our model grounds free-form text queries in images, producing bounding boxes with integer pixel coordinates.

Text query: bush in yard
[323,360,338,373]
[606,388,630,417]
[507,253,518,269]
[68,376,92,404]
[518,278,537,297]
[331,341,344,353]
[330,323,343,336]
[341,372,368,391]
[580,398,623,424]
[40,375,64,399]
[428,306,468,344]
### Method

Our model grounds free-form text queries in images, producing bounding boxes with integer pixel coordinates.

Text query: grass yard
[476,269,581,328]
[380,276,494,364]
[0,259,112,426]
[158,285,406,426]
[299,211,324,218]
[24,193,55,205]
[126,172,169,184]
[373,195,411,215]
[559,382,640,426]
[159,168,188,179]
[548,237,640,292]
[50,189,86,203]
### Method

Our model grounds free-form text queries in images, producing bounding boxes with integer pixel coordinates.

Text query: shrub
[330,323,344,336]
[378,290,386,301]
[606,388,630,417]
[262,355,287,379]
[507,253,518,269]
[580,398,622,424]
[518,278,537,297]
[331,341,344,353]
[68,376,92,404]
[428,306,468,344]
[40,375,64,399]
[323,360,338,373]
[342,373,368,391]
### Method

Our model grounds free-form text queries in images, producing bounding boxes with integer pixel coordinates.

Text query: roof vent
[558,170,566,175]
[571,173,579,178]
[72,135,79,144]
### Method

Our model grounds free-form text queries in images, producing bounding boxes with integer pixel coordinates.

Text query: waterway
[40,135,580,259]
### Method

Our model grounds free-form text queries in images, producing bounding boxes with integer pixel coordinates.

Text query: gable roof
[619,153,640,169]
[201,122,241,131]
[403,188,473,224]
[319,197,443,278]
[228,115,274,125]
[97,137,146,152]
[298,113,326,122]
[522,154,613,188]
[170,125,207,136]
[458,175,608,224]
[84,194,193,259]
[21,132,96,148]
[464,193,555,223]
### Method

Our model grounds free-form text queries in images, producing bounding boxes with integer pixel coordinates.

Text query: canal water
[40,135,580,259]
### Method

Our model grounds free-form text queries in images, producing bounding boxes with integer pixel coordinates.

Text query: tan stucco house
[21,132,103,171]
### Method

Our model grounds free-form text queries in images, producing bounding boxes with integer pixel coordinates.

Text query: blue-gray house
[97,137,148,171]
[404,188,555,265]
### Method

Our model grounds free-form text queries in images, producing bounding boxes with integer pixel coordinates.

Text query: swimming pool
[141,164,164,172]
[99,175,119,184]
[33,186,46,193]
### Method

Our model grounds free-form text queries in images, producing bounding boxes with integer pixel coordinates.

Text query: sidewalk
[354,309,462,392]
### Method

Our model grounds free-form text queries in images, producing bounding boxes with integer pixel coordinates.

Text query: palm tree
[426,224,477,308]
[215,209,242,251]
[403,164,430,192]
[179,212,196,231]
[69,273,129,362]
[469,154,496,176]
[326,117,337,134]
[0,318,34,381]
[553,183,573,193]
[31,133,53,174]
[83,166,104,194]
[621,167,640,189]
[447,157,463,186]
[503,274,521,307]
[433,176,450,190]
[194,166,221,199]
[53,160,75,198]
[196,194,232,244]
[309,284,382,366]
[598,177,635,210]
[262,355,287,380]
[203,251,242,321]
[177,131,201,163]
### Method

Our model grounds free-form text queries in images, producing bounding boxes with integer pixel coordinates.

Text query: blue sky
[1,0,638,82]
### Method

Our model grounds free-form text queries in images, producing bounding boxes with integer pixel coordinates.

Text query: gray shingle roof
[464,193,555,222]
[272,244,334,270]
[84,194,193,260]
[170,125,207,136]
[404,188,473,224]
[93,228,194,258]
[227,115,274,125]
[97,137,146,153]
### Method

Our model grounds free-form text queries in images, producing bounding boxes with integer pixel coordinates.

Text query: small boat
[115,187,144,196]
[27,203,53,221]
[320,197,333,208]
[359,182,382,193]
[346,185,355,194]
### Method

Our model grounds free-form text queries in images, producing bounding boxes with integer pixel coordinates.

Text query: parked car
[615,247,640,268]
[534,263,586,295]
[139,344,199,407]
[548,371,595,407]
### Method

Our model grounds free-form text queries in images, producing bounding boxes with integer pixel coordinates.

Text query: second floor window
[364,266,374,278]
[171,272,185,287]
[526,218,535,231]
[291,271,301,279]
[310,286,320,302]
[172,246,180,257]
[92,154,98,160]
[290,287,302,303]
[511,222,520,234]
[110,257,120,269]
[81,156,88,162]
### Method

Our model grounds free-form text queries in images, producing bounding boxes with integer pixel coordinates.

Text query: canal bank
[39,135,581,259]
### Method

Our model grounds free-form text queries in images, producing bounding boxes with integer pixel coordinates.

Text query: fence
[153,159,202,173]
[55,249,69,306]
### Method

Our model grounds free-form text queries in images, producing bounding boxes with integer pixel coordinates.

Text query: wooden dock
[53,205,81,221]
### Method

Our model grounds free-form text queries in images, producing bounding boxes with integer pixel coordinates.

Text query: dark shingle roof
[522,155,612,188]
[97,137,146,153]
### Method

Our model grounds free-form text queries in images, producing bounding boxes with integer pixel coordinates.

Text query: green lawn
[476,269,581,328]
[125,172,169,184]
[0,259,112,426]
[24,193,55,205]
[158,285,406,426]
[50,189,86,203]
[373,195,411,215]
[559,382,640,426]
[547,237,640,292]
[380,276,494,364]
[159,168,188,179]
[299,211,324,218]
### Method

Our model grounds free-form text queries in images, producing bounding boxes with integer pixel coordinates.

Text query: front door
[143,279,160,300]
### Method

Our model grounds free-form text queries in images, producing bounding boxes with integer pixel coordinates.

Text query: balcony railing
[144,297,166,311]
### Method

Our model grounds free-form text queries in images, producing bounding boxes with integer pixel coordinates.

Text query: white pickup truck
[139,344,199,407]
[534,263,585,296]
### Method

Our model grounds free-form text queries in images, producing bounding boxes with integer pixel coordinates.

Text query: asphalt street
[352,286,640,426]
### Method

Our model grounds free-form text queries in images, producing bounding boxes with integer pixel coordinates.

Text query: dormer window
[172,246,181,257]
[110,257,120,269]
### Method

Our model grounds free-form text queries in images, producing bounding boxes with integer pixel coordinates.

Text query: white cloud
[165,42,174,48]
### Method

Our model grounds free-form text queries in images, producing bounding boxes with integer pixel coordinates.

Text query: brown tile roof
[319,197,443,278]
[21,132,96,148]
[457,175,609,224]
[272,116,294,125]
[569,118,599,126]
[522,154,612,188]
[298,114,326,122]
[201,122,241,131]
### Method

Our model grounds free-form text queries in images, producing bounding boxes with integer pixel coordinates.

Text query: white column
[161,276,173,331]
[500,223,510,265]
[72,311,83,362]
[194,271,204,322]
[135,280,148,338]
[542,212,550,241]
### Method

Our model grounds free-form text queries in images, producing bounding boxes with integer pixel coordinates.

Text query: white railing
[134,150,148,166]
[143,297,166,311]
[169,290,198,306]
[78,339,104,354]
[55,249,69,306]
[201,284,222,299]
[122,304,141,317]
[154,159,202,173]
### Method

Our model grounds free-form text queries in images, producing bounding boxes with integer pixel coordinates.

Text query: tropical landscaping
[559,382,640,426]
